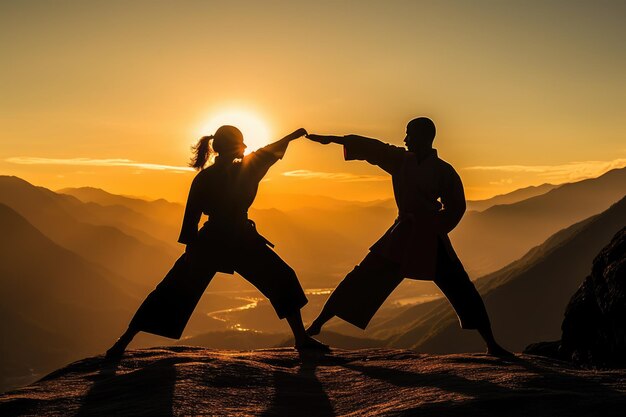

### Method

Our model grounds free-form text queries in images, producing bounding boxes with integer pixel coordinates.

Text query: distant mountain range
[0,203,139,391]
[451,168,626,276]
[55,168,626,282]
[0,176,178,289]
[257,168,626,280]
[466,183,557,212]
[59,186,376,289]
[58,186,184,244]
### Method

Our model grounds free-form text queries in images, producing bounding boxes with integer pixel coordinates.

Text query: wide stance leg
[106,327,139,359]
[106,253,215,359]
[308,252,403,335]
[434,244,512,357]
[234,244,329,351]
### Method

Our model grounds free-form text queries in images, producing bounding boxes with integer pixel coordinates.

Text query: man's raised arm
[307,134,405,174]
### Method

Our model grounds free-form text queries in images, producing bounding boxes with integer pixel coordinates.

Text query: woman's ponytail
[190,135,214,170]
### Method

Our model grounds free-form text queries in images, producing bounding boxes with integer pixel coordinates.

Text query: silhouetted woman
[106,126,328,357]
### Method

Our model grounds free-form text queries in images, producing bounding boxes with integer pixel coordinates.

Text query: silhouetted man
[306,117,511,356]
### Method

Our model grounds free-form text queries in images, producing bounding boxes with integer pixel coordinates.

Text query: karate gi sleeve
[342,135,406,174]
[177,176,203,245]
[434,165,466,234]
[242,144,283,182]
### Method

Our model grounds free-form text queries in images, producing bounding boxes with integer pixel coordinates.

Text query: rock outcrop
[525,227,626,367]
[1,347,625,416]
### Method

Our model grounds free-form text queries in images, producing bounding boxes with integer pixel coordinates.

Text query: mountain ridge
[451,167,626,275]
[466,182,557,212]
[0,203,139,392]
[0,176,177,288]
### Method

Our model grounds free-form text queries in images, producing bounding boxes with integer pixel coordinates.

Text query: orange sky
[1,1,625,203]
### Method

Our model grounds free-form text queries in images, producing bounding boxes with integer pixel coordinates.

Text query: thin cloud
[5,156,195,172]
[282,169,388,182]
[464,158,626,182]
[489,178,513,186]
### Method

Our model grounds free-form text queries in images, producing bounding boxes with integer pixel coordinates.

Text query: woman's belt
[202,215,275,248]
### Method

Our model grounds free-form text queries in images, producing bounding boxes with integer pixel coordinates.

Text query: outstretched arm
[244,128,308,181]
[307,133,406,174]
[307,134,380,145]
[306,134,346,145]
[262,128,308,158]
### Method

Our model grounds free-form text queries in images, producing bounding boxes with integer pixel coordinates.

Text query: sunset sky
[1,0,625,203]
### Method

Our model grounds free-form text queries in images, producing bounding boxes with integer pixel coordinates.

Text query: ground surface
[1,347,625,416]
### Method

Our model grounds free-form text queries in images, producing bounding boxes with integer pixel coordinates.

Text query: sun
[199,109,271,155]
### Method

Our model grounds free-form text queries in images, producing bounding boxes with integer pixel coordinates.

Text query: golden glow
[2,2,625,203]
[198,110,272,155]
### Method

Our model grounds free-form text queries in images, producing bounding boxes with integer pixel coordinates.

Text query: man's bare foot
[295,336,330,352]
[105,337,130,359]
[487,344,515,358]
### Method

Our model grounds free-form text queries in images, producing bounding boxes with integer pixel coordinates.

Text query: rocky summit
[560,227,626,367]
[1,347,625,416]
[526,227,626,367]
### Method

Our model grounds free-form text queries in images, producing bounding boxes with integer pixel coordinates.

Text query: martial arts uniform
[323,136,490,330]
[128,144,308,339]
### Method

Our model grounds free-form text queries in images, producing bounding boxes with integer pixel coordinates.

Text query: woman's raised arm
[262,128,308,158]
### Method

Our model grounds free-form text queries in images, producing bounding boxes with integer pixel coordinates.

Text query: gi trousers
[324,240,491,331]
[128,242,308,339]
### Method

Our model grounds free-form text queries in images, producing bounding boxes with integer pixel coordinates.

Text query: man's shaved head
[405,117,436,152]
[406,117,436,143]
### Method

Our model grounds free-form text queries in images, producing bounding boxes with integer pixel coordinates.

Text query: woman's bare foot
[105,331,134,359]
[105,340,126,359]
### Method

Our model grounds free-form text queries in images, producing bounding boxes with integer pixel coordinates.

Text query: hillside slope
[0,204,138,392]
[466,183,557,212]
[58,186,184,244]
[452,167,626,275]
[0,176,177,288]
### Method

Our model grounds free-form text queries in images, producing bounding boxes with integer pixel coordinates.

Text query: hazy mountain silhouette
[58,186,184,244]
[253,191,390,211]
[58,186,183,219]
[61,199,178,250]
[452,167,626,276]
[0,305,70,393]
[61,185,369,289]
[0,203,139,392]
[250,169,626,283]
[282,204,394,253]
[466,183,557,212]
[383,195,626,353]
[249,207,382,288]
[50,168,626,283]
[58,184,430,296]
[0,176,177,288]
[55,168,625,294]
